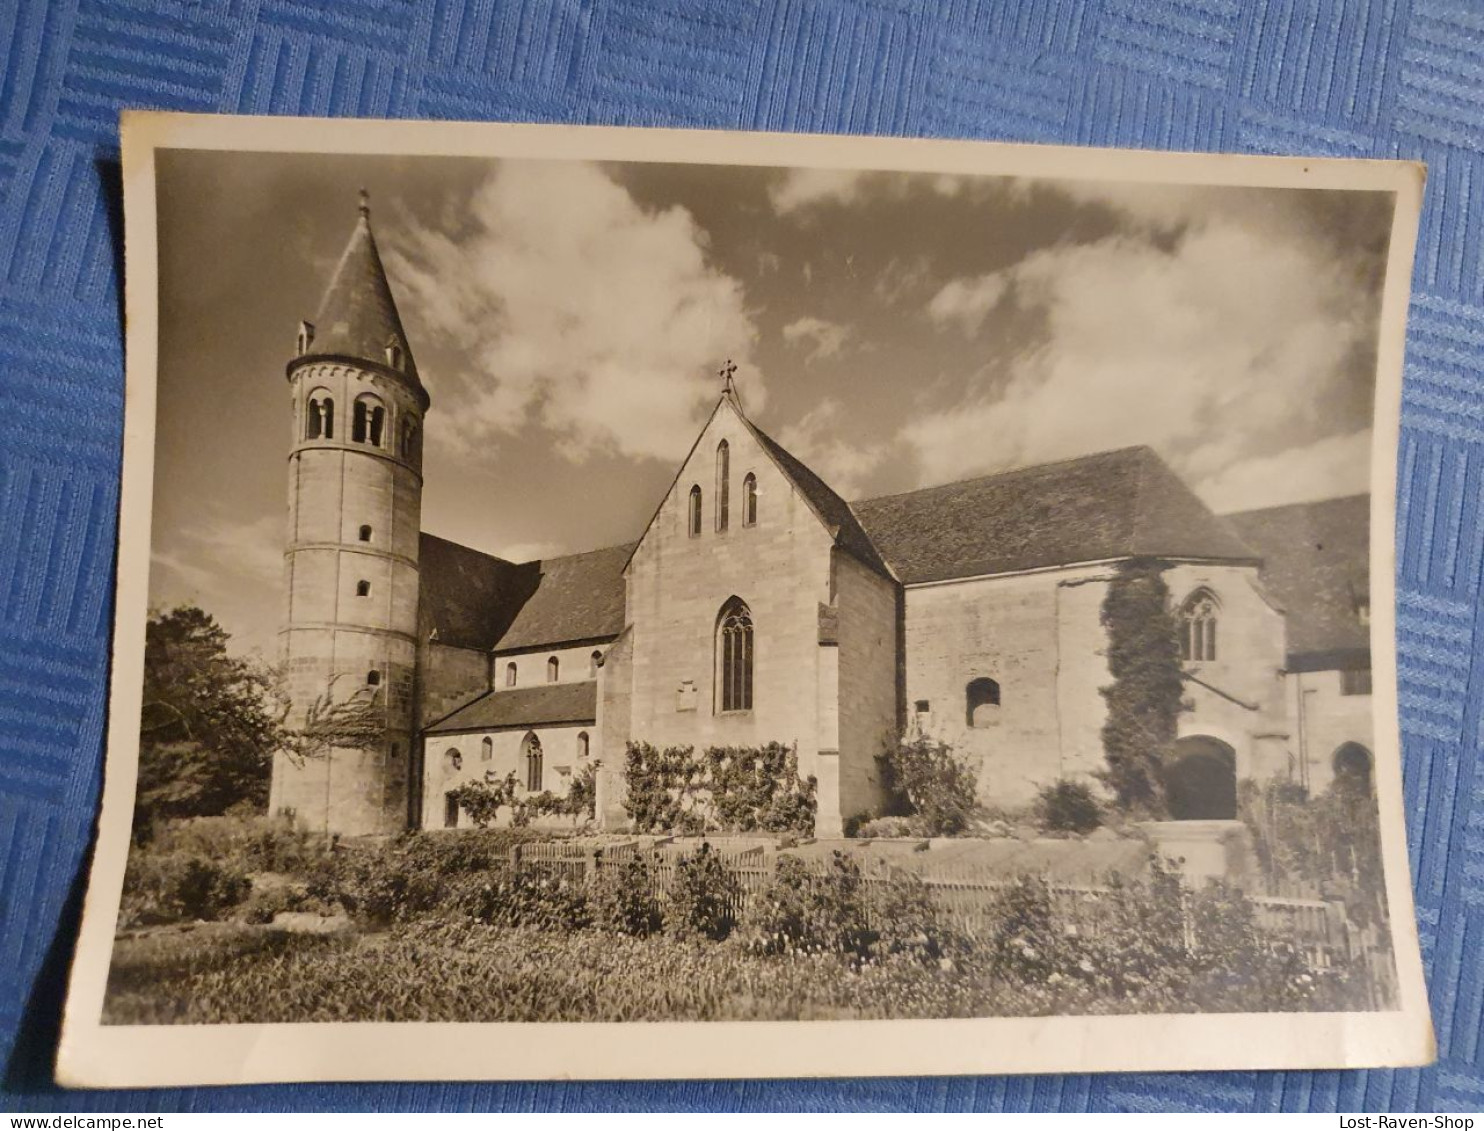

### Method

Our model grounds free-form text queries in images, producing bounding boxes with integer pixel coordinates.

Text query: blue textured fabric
[0,0,1479,1113]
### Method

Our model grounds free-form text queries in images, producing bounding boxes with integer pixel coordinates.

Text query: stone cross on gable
[719,358,737,393]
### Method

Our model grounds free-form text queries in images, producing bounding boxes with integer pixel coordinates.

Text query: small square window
[914,699,930,713]
[359,525,373,542]
[355,579,371,597]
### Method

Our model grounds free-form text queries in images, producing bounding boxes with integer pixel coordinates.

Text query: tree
[1098,558,1185,818]
[135,607,280,836]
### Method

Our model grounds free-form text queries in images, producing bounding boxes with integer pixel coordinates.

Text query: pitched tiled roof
[426,681,597,734]
[751,427,894,578]
[496,542,634,651]
[1225,494,1370,670]
[417,533,630,653]
[418,534,526,650]
[298,198,427,405]
[851,446,1258,585]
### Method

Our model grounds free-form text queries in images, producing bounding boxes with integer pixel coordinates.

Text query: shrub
[871,872,968,964]
[876,736,980,836]
[851,815,919,839]
[624,740,816,835]
[1239,775,1387,926]
[623,742,707,833]
[566,761,599,822]
[145,815,335,877]
[740,853,869,957]
[120,850,252,927]
[665,843,741,942]
[461,868,592,932]
[703,743,817,835]
[1034,779,1103,835]
[235,884,308,925]
[589,853,663,937]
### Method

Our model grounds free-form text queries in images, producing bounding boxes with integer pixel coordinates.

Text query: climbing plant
[1098,557,1185,818]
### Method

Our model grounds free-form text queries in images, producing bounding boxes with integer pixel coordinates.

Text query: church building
[268,198,1377,839]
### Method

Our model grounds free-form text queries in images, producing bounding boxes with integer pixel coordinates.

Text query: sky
[148,148,1395,658]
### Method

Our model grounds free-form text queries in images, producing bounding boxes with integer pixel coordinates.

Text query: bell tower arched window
[385,339,403,370]
[743,473,757,526]
[400,416,418,459]
[1179,589,1219,663]
[306,389,334,440]
[296,320,315,356]
[353,393,386,447]
[716,441,730,532]
[688,485,702,537]
[716,596,754,713]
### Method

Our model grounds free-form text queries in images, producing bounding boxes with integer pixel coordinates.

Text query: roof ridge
[1222,492,1371,520]
[851,444,1154,508]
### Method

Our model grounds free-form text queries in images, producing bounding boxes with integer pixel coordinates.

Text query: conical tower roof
[295,190,428,406]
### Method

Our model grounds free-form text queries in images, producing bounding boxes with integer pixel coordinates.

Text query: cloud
[769,169,869,215]
[782,316,850,364]
[775,399,885,499]
[904,208,1380,506]
[927,273,1010,335]
[151,513,285,657]
[1195,430,1371,513]
[389,161,762,464]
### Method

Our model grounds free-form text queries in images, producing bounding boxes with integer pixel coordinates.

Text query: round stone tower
[268,191,429,836]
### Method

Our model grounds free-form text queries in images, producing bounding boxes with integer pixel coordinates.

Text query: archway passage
[1332,742,1373,795]
[1165,736,1237,820]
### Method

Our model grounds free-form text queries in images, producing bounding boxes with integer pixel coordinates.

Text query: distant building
[268,199,1375,837]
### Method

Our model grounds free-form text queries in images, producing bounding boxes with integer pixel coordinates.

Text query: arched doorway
[1165,736,1238,820]
[1332,742,1373,795]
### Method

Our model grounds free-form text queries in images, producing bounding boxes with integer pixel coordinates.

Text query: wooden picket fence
[501,838,1395,1005]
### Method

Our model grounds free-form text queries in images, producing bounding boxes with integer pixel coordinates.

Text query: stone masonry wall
[423,723,590,828]
[1285,669,1374,794]
[831,549,897,823]
[625,402,835,802]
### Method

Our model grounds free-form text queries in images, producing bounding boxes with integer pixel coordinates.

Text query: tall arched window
[522,732,543,791]
[1179,589,1220,662]
[306,389,334,440]
[589,649,602,678]
[577,731,590,760]
[481,736,493,762]
[547,656,559,683]
[966,677,1001,727]
[743,473,757,526]
[505,662,517,688]
[716,440,730,532]
[688,485,702,537]
[353,393,386,447]
[716,596,754,713]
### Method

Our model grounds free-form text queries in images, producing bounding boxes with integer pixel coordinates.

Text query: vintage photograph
[59,116,1431,1085]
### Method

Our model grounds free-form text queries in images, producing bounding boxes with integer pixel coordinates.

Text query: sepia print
[58,113,1432,1086]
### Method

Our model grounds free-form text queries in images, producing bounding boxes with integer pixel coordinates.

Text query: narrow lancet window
[688,485,702,537]
[743,473,757,526]
[716,440,730,532]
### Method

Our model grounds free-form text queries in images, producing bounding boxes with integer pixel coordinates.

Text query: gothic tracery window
[716,596,754,713]
[522,732,544,792]
[1179,589,1219,663]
